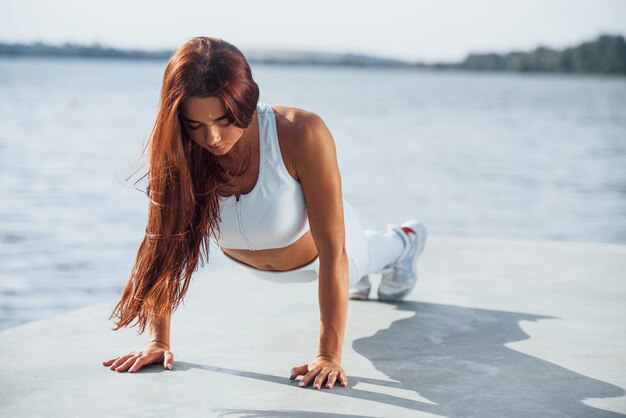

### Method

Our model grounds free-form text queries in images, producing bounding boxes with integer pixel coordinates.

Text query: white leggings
[222,198,405,287]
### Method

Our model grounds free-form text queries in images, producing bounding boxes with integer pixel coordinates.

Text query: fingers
[313,368,331,389]
[163,351,174,370]
[102,358,117,367]
[107,353,135,371]
[127,355,151,373]
[338,371,348,387]
[300,367,326,389]
[294,365,349,389]
[325,371,338,389]
[289,364,309,380]
[320,370,348,388]
[115,354,142,372]
[300,368,322,389]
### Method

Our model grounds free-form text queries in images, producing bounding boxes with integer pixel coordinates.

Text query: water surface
[1,57,625,330]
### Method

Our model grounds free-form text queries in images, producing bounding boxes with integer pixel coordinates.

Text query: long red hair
[108,36,259,333]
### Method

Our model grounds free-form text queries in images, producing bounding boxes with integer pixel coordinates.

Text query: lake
[1,56,625,330]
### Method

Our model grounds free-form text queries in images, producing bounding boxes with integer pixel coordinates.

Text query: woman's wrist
[148,340,170,349]
[316,354,341,363]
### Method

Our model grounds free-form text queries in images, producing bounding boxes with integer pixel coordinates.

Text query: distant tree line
[1,35,625,75]
[425,34,626,75]
[0,41,172,60]
[0,41,409,67]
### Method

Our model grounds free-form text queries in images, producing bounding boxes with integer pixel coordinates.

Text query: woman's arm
[288,111,349,389]
[149,313,172,348]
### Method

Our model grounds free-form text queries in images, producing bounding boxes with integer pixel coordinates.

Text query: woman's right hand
[102,341,174,373]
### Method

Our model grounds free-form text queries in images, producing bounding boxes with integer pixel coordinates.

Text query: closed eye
[187,121,229,130]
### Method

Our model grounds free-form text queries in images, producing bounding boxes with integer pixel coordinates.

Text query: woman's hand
[289,355,348,389]
[102,341,174,373]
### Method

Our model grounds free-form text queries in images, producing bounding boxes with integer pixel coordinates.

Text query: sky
[2,0,626,62]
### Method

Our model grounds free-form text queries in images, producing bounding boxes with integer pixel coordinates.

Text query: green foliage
[454,34,626,75]
[2,34,625,75]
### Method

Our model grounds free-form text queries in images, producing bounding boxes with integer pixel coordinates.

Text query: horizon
[1,0,625,62]
[2,33,624,67]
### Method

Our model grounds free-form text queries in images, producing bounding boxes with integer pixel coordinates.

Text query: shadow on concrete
[174,302,625,417]
[352,301,626,417]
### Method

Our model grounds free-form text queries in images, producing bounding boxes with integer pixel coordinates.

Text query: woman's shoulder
[270,104,335,176]
[271,104,329,146]
[271,104,323,131]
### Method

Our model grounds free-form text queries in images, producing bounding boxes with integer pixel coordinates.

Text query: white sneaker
[349,275,372,300]
[377,220,428,301]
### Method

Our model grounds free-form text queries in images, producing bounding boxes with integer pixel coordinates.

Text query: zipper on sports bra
[236,196,255,251]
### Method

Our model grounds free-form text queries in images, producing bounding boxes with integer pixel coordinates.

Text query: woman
[102,36,427,390]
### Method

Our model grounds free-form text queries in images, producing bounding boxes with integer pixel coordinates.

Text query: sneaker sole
[349,284,372,300]
[378,286,413,302]
[349,290,371,301]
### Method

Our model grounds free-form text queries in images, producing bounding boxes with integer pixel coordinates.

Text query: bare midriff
[221,230,318,271]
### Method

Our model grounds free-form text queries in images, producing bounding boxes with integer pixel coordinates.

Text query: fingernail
[313,384,320,389]
[167,363,172,370]
[299,381,305,387]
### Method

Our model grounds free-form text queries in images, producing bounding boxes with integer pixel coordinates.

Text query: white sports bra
[212,102,310,250]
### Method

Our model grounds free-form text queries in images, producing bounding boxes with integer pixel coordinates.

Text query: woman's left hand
[289,355,348,389]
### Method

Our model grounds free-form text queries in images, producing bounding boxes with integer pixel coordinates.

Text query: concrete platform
[1,235,625,417]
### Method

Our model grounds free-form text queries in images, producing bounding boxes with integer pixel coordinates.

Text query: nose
[206,126,221,146]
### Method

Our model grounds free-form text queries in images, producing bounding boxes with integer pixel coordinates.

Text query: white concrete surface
[1,235,625,417]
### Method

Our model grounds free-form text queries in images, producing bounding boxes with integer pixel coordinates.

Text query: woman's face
[179,96,246,156]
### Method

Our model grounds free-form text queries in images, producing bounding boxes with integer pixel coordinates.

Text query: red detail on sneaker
[401,226,416,235]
